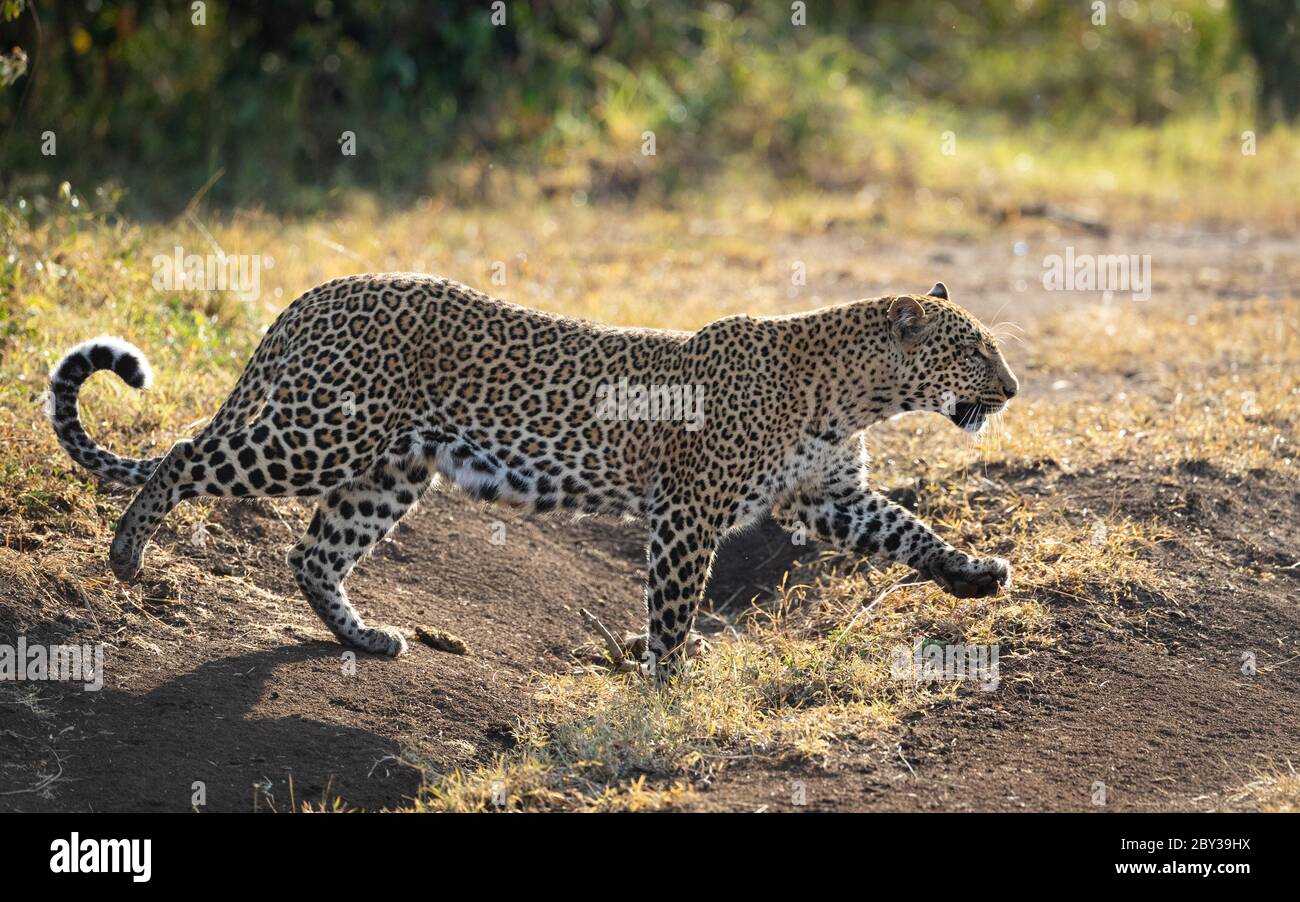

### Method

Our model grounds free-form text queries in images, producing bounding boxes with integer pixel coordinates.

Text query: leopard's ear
[927,282,949,300]
[889,296,931,349]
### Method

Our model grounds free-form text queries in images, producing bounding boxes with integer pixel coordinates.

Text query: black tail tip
[113,352,146,388]
[52,337,153,390]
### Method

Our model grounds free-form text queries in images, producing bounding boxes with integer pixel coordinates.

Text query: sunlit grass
[1229,764,1300,813]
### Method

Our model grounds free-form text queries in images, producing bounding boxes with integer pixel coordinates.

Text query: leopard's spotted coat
[48,275,1018,676]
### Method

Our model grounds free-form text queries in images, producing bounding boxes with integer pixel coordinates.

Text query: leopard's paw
[925,554,1011,599]
[623,630,710,662]
[359,625,408,657]
[624,631,708,684]
[109,536,144,583]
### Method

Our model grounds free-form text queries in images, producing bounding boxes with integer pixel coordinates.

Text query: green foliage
[0,0,1273,215]
[1233,0,1300,120]
[0,0,25,87]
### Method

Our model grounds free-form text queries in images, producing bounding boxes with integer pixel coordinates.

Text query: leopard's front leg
[638,500,718,681]
[775,485,1009,598]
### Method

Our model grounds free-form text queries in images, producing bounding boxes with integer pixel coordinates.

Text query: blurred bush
[0,0,1286,214]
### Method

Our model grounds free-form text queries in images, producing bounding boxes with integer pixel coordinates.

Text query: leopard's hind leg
[107,408,371,577]
[108,421,350,580]
[287,454,435,656]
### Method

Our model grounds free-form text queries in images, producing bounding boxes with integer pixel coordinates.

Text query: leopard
[46,275,1018,678]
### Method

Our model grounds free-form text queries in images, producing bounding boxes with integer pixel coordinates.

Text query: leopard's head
[887,283,1018,434]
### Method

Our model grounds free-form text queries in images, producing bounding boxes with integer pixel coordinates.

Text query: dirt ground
[2,230,1297,812]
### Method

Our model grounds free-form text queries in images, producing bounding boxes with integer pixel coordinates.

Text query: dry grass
[467,106,1300,234]
[1228,763,1300,813]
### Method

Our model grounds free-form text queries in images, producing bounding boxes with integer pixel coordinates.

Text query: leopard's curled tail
[48,324,289,487]
[45,336,164,486]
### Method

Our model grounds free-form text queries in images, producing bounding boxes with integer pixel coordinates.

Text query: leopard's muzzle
[948,401,997,434]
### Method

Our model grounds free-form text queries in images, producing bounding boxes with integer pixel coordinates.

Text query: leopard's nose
[1002,377,1018,399]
